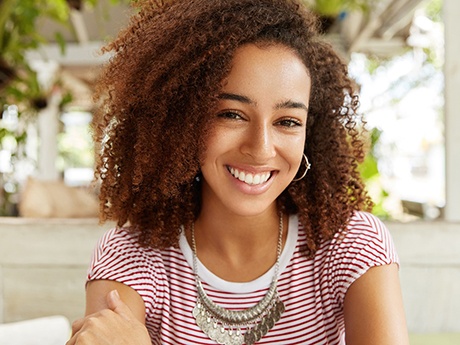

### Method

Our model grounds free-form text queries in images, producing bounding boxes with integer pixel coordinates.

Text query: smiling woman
[199,44,310,219]
[66,0,410,344]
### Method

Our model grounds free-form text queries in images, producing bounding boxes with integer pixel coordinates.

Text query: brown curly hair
[93,0,373,255]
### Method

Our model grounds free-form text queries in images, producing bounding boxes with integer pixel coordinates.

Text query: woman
[67,0,409,344]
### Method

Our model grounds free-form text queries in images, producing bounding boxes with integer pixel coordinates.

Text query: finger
[71,317,85,336]
[66,330,78,345]
[106,289,134,319]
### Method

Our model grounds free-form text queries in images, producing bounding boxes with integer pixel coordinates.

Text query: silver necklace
[191,214,285,345]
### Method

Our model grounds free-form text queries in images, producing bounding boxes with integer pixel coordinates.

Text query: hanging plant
[0,0,70,216]
[0,58,15,92]
[0,0,131,216]
[67,0,83,11]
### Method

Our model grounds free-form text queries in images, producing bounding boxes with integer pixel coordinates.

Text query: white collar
[179,214,299,293]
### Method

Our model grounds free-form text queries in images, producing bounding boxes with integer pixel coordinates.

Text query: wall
[0,218,459,333]
[387,220,460,333]
[0,218,108,324]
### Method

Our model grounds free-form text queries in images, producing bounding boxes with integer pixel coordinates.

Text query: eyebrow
[218,92,308,112]
[275,99,309,112]
[218,93,255,105]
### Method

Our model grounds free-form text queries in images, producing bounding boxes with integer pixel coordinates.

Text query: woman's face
[200,43,311,217]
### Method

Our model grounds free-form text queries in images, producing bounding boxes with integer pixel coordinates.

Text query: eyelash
[217,111,243,120]
[277,118,303,128]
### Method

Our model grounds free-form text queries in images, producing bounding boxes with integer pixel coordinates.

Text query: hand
[66,290,151,345]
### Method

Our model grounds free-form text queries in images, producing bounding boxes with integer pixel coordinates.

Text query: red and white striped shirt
[88,211,399,344]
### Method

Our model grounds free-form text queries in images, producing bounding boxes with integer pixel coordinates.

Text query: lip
[226,164,277,194]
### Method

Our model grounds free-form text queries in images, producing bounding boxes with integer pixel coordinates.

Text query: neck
[196,201,279,251]
[191,202,285,282]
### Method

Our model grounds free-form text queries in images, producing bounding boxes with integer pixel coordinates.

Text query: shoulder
[88,227,178,283]
[341,211,398,262]
[314,211,399,304]
[93,227,144,256]
[314,211,399,265]
[90,227,149,266]
[347,211,389,236]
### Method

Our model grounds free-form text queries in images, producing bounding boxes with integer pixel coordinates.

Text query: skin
[67,43,409,345]
[344,264,410,344]
[66,284,149,345]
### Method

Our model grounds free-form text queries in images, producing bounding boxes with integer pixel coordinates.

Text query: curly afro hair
[93,0,373,255]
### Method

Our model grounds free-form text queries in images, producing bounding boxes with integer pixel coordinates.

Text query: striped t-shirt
[87,211,399,344]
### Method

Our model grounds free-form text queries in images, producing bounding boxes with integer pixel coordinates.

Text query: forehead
[220,43,311,103]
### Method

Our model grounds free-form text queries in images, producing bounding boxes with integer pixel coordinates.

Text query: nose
[240,122,276,162]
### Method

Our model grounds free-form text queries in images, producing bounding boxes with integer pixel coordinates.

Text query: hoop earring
[292,153,311,182]
[192,171,202,185]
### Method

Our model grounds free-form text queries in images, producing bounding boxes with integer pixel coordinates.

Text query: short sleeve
[327,212,400,305]
[87,228,160,313]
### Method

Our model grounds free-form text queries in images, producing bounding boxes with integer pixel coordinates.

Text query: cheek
[282,132,305,153]
[288,152,303,173]
[200,125,219,157]
[285,136,306,170]
[199,131,223,168]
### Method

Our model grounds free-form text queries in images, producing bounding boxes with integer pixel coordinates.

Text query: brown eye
[217,111,243,120]
[277,118,302,127]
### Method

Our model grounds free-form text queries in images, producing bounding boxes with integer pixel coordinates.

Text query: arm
[343,263,410,345]
[66,280,151,345]
[85,279,146,320]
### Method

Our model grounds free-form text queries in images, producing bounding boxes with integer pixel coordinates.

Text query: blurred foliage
[0,0,69,62]
[303,0,369,16]
[57,120,94,169]
[356,1,443,219]
[0,0,72,216]
[424,0,442,22]
[0,0,126,216]
[359,127,390,219]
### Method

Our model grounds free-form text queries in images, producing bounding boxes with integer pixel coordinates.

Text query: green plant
[359,127,390,219]
[304,0,369,17]
[0,0,73,215]
[0,0,130,215]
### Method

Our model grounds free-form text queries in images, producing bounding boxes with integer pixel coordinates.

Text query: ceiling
[27,0,428,109]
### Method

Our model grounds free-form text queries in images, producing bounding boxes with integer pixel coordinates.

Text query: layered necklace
[191,214,285,345]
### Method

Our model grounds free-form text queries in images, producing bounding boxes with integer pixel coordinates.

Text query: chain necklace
[191,214,285,345]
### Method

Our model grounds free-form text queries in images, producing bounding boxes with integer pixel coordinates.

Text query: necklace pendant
[244,299,285,345]
[193,303,244,345]
[192,303,200,318]
[191,213,285,345]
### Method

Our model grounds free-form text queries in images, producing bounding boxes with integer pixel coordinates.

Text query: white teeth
[228,167,271,186]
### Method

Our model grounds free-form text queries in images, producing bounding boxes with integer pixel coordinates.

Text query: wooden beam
[69,9,90,44]
[347,0,394,53]
[377,0,424,40]
[25,42,110,66]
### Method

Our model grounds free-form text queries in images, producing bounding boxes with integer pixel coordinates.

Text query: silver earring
[292,153,311,182]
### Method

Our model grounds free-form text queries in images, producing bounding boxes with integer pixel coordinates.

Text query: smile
[227,166,272,186]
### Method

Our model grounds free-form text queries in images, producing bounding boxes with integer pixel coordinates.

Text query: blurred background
[0,0,459,344]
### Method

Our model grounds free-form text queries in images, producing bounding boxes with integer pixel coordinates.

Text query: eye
[217,111,244,120]
[276,118,303,128]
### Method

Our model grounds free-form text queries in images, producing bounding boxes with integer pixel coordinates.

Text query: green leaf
[359,154,379,179]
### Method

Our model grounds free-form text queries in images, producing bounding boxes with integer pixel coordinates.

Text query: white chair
[0,315,71,345]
